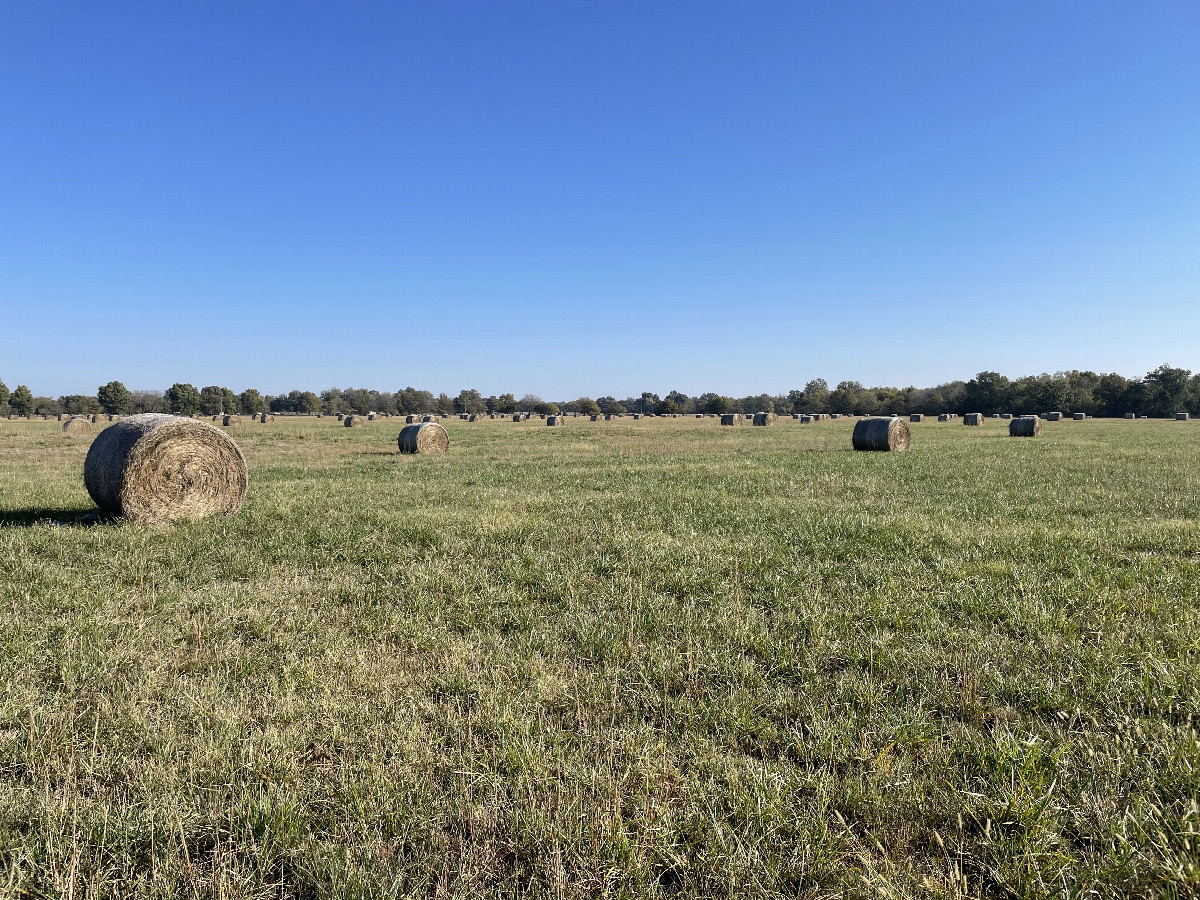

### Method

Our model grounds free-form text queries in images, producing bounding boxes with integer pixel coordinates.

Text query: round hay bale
[937,413,950,422]
[368,413,376,421]
[1045,412,1062,421]
[57,413,67,421]
[259,413,274,423]
[336,414,344,421]
[720,413,741,426]
[604,414,612,421]
[1178,412,1190,421]
[590,415,599,421]
[852,416,911,452]
[910,414,923,422]
[83,413,247,524]
[212,415,221,422]
[1000,413,1012,419]
[1071,412,1085,421]
[1009,415,1042,437]
[964,413,984,426]
[404,415,416,424]
[547,415,565,426]
[423,415,439,423]
[632,414,641,420]
[752,412,777,426]
[1124,412,1135,419]
[830,414,841,419]
[800,415,812,423]
[223,415,240,426]
[398,422,449,454]
[62,417,92,436]
[345,415,365,427]
[512,414,522,422]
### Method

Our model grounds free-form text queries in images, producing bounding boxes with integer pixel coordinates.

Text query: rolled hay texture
[964,413,984,426]
[800,415,813,423]
[345,415,365,427]
[1009,416,1042,437]
[910,414,923,422]
[406,415,417,424]
[547,415,563,426]
[720,414,740,426]
[57,414,67,421]
[368,414,376,421]
[398,422,449,454]
[752,412,778,426]
[1045,412,1062,421]
[1179,412,1191,421]
[1073,412,1086,421]
[260,413,274,423]
[423,415,439,423]
[83,413,247,524]
[852,416,911,452]
[63,417,92,436]
[937,413,950,422]
[223,415,241,426]
[90,415,100,423]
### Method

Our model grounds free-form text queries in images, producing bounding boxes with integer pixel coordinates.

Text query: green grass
[1,415,1198,898]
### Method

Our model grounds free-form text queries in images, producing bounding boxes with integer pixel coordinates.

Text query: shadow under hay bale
[852,416,911,452]
[83,413,247,525]
[398,422,449,454]
[1009,416,1042,437]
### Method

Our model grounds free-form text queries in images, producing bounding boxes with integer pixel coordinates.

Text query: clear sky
[2,1,1197,399]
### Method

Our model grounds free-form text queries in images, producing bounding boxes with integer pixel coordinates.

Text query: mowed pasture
[1,415,1198,899]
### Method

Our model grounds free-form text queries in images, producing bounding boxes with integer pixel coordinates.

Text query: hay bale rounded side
[398,422,449,454]
[1009,416,1042,437]
[937,413,950,422]
[223,415,241,426]
[720,414,739,426]
[752,412,777,426]
[963,413,984,426]
[63,417,92,436]
[852,416,911,452]
[800,415,812,423]
[910,414,923,422]
[1178,412,1190,421]
[83,413,247,524]
[547,415,563,426]
[423,415,439,423]
[345,415,365,427]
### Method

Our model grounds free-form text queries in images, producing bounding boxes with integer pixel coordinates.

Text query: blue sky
[2,1,1197,398]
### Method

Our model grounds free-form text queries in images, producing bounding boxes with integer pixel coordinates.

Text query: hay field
[1,416,1198,898]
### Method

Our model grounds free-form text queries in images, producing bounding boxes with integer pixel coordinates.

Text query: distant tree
[33,397,61,416]
[199,386,226,415]
[575,397,601,416]
[165,383,201,416]
[238,388,265,415]
[435,393,453,415]
[454,389,487,414]
[0,379,9,408]
[663,390,690,414]
[828,381,863,415]
[59,394,102,415]
[1144,364,1191,417]
[1187,374,1200,417]
[97,380,131,415]
[802,378,829,413]
[516,393,542,413]
[130,390,168,414]
[532,400,560,416]
[9,385,34,416]
[1093,373,1131,418]
[342,388,376,415]
[963,371,1010,415]
[492,393,517,413]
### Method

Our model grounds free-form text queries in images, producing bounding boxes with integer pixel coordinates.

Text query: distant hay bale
[223,415,241,426]
[720,414,740,426]
[108,415,117,421]
[1124,412,1135,419]
[852,416,911,452]
[937,414,950,422]
[1009,415,1042,437]
[336,414,344,421]
[547,415,563,426]
[590,414,598,421]
[1178,412,1190,421]
[752,411,777,426]
[83,413,247,524]
[422,415,439,423]
[469,414,477,421]
[57,414,67,421]
[398,422,449,454]
[368,413,376,421]
[800,415,812,423]
[1073,412,1085,421]
[791,413,799,419]
[259,413,274,423]
[62,417,92,436]
[513,414,522,422]
[910,414,923,422]
[406,415,417,424]
[964,413,984,426]
[345,415,365,427]
[830,414,840,419]
[1001,413,1012,419]
[632,414,641,420]
[1046,412,1062,421]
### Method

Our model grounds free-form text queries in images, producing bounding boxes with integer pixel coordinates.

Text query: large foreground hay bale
[63,417,92,436]
[852,416,911,452]
[720,414,740,426]
[1009,416,1042,437]
[964,413,984,426]
[752,412,777,426]
[398,422,449,454]
[345,415,365,427]
[83,413,247,524]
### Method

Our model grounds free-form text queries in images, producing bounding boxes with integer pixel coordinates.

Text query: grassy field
[1,415,1198,899]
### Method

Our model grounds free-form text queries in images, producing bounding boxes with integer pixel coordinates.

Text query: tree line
[1,365,1198,420]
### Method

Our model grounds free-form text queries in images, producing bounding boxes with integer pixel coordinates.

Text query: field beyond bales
[1,416,1199,899]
